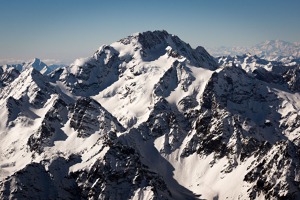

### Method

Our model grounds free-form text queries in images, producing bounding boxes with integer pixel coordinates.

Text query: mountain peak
[23,58,48,73]
[32,58,41,63]
[0,58,62,75]
[137,30,170,37]
[117,30,172,49]
[114,30,218,69]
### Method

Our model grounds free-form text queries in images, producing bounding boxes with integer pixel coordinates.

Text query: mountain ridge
[1,30,300,199]
[1,58,66,75]
[207,39,300,59]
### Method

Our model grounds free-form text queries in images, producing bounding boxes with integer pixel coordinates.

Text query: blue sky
[0,0,300,64]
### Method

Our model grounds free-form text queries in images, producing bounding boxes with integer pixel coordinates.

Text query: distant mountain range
[1,58,66,75]
[207,39,300,59]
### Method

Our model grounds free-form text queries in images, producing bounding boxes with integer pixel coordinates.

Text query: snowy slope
[1,31,300,199]
[58,30,217,128]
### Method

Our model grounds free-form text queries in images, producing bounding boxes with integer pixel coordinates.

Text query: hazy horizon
[1,0,300,65]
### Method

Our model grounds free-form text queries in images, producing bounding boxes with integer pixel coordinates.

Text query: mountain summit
[22,58,47,71]
[1,31,300,199]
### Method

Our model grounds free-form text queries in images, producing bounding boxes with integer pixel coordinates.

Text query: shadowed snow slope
[1,31,300,199]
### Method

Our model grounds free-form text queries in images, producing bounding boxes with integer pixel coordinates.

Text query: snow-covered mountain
[208,39,300,59]
[1,30,300,199]
[1,58,65,75]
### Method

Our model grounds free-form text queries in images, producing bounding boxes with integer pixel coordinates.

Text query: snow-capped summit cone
[23,58,49,73]
[58,30,217,128]
[115,30,218,69]
[60,30,217,94]
[22,58,48,72]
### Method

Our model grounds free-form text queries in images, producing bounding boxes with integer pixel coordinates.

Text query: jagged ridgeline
[1,30,300,199]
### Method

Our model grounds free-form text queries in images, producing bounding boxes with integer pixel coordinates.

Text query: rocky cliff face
[1,31,300,199]
[0,67,20,88]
